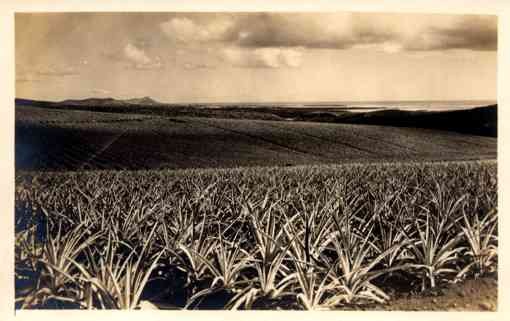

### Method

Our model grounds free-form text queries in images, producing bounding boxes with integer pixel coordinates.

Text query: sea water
[295,100,496,112]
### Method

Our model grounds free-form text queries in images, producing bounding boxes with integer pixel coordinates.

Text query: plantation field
[16,106,497,170]
[15,160,497,310]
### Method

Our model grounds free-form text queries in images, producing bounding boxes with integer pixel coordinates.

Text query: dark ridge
[60,97,117,105]
[15,98,56,107]
[332,105,497,137]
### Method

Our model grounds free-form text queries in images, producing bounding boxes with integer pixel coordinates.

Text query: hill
[15,105,496,171]
[15,98,497,137]
[330,106,497,137]
[59,96,162,107]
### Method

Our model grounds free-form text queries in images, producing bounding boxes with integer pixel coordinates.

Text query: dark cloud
[404,16,497,51]
[233,13,396,49]
[158,13,396,49]
[158,13,496,52]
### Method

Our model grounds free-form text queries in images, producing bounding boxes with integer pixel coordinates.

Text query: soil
[353,275,498,311]
[145,275,498,311]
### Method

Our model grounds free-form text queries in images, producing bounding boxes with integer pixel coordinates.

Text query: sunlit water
[291,100,496,113]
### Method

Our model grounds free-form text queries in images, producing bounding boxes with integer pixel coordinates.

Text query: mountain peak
[57,96,162,106]
[125,96,160,105]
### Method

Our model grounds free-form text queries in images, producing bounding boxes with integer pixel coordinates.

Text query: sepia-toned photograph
[14,10,498,312]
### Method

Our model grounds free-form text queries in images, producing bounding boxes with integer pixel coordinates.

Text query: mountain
[57,96,162,107]
[60,97,118,106]
[124,97,161,105]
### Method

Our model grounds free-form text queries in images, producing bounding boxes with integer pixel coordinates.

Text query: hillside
[331,106,497,137]
[16,105,497,171]
[15,98,497,137]
[59,96,162,107]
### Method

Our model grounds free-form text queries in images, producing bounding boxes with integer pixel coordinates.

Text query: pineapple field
[15,160,497,310]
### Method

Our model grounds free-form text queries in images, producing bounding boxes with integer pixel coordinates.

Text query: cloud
[16,74,41,83]
[16,64,79,82]
[101,49,123,61]
[160,17,234,44]
[35,65,79,76]
[403,16,497,51]
[220,47,304,68]
[130,60,164,70]
[233,13,395,49]
[158,13,496,52]
[123,43,164,70]
[124,43,151,65]
[183,62,216,70]
[91,88,111,95]
[352,41,404,53]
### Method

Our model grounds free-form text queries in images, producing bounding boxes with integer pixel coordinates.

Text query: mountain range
[59,96,162,106]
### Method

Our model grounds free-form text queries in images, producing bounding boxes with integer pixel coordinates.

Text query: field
[14,103,498,310]
[15,160,497,310]
[16,106,496,171]
[16,98,497,137]
[14,8,500,313]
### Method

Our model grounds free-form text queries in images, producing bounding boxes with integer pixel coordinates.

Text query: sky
[15,12,497,103]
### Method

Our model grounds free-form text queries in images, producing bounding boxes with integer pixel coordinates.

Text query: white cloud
[133,59,163,70]
[381,42,403,54]
[221,47,304,68]
[160,17,233,44]
[91,88,111,95]
[123,43,163,70]
[124,43,151,65]
[158,13,496,52]
[16,64,79,82]
[16,73,41,83]
[279,48,304,67]
[183,62,215,70]
[353,41,403,54]
[35,65,79,76]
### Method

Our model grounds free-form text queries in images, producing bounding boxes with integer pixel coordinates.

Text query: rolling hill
[15,105,497,171]
[15,98,497,137]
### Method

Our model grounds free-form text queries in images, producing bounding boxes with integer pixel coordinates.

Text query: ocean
[281,100,497,113]
[204,100,496,113]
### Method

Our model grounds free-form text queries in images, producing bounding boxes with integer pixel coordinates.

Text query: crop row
[15,160,497,309]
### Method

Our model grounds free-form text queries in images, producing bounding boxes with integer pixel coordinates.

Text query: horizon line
[15,96,498,105]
